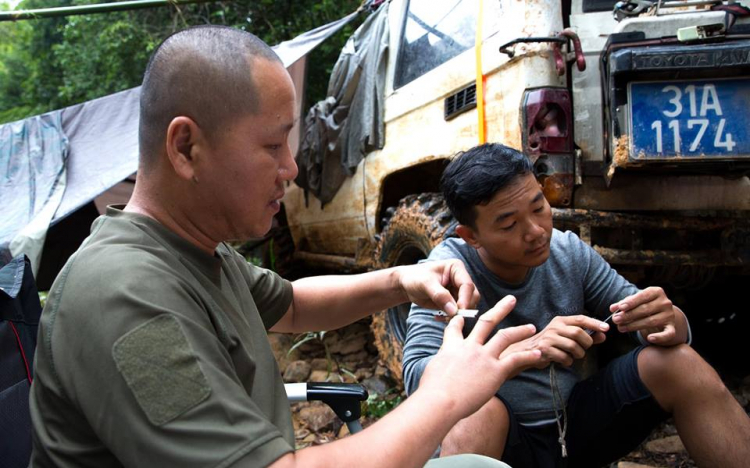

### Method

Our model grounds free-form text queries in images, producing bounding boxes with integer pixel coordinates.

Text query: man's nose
[524,221,545,242]
[279,143,299,181]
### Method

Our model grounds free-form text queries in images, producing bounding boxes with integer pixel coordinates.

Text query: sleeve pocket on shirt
[113,314,211,426]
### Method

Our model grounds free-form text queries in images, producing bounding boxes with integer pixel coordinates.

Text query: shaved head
[138,25,282,169]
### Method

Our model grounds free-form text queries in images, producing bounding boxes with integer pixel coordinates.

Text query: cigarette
[433,309,479,322]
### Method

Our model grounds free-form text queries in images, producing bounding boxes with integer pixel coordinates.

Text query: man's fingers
[420,279,457,315]
[550,335,588,359]
[558,322,597,345]
[447,259,473,287]
[642,324,675,345]
[456,282,478,310]
[613,303,653,325]
[471,288,480,309]
[611,286,664,313]
[469,295,517,343]
[444,260,479,310]
[564,315,610,334]
[430,261,472,315]
[499,349,543,377]
[415,260,481,314]
[590,330,607,345]
[486,323,536,356]
[442,315,465,346]
[617,310,671,332]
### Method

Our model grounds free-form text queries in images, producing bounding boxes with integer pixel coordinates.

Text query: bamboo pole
[1,0,219,22]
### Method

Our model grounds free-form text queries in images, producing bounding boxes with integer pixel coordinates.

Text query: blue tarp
[0,114,69,270]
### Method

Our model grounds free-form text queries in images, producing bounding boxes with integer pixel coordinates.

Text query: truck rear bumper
[553,208,750,267]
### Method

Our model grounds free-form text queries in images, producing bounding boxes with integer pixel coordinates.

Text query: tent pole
[1,0,219,22]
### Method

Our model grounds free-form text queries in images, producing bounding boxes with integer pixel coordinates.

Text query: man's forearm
[273,387,457,468]
[272,268,407,333]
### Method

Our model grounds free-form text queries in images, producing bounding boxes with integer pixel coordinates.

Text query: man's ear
[165,116,203,181]
[456,224,482,249]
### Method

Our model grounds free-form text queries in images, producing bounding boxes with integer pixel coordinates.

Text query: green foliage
[38,291,48,308]
[268,238,276,272]
[54,13,156,104]
[289,331,327,356]
[0,5,38,121]
[0,105,34,124]
[362,389,403,418]
[0,0,364,124]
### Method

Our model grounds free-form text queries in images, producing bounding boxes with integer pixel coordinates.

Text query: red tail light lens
[521,88,573,157]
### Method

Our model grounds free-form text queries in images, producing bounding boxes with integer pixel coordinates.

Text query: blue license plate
[628,78,750,160]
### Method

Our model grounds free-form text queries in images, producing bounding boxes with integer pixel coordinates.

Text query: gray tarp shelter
[0,9,360,276]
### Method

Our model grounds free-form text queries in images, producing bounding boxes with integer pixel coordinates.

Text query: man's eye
[534,206,544,213]
[267,144,282,150]
[501,223,516,231]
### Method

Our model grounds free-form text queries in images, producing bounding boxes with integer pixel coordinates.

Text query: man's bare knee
[441,397,509,459]
[638,345,725,411]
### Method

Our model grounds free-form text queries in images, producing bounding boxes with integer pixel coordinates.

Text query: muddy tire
[371,193,457,381]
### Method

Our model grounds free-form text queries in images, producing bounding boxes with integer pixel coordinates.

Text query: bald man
[29,26,542,468]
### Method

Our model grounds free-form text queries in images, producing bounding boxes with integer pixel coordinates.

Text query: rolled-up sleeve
[403,301,448,395]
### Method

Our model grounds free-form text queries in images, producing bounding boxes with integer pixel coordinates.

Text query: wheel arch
[376,159,450,233]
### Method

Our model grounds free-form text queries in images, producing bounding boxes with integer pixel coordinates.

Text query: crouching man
[403,143,750,467]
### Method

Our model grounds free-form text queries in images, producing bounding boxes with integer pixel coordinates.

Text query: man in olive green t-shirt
[29,26,543,468]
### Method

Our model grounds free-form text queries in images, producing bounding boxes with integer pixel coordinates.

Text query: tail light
[521,88,574,206]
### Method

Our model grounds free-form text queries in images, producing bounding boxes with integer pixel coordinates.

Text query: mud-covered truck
[280,0,750,378]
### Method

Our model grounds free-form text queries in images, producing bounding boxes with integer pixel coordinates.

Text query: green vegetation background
[0,0,363,124]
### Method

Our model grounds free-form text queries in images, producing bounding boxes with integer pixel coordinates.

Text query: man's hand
[610,287,678,345]
[507,315,610,368]
[418,296,542,418]
[396,259,480,316]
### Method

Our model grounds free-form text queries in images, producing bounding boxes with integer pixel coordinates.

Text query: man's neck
[476,248,530,285]
[124,182,220,256]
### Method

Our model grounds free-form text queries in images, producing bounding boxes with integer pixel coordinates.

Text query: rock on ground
[283,360,311,382]
[644,436,686,454]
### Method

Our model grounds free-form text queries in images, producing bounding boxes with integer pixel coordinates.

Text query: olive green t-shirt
[29,207,295,467]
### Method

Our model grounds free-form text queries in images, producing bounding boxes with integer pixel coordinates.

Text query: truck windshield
[394,0,475,89]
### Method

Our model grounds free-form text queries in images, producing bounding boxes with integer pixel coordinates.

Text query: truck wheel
[371,193,457,381]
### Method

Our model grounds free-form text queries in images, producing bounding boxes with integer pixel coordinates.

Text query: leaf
[288,333,318,355]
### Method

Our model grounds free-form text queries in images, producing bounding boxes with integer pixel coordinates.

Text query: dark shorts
[500,347,669,468]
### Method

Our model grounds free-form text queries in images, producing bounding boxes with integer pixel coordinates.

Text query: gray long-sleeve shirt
[402,229,639,425]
